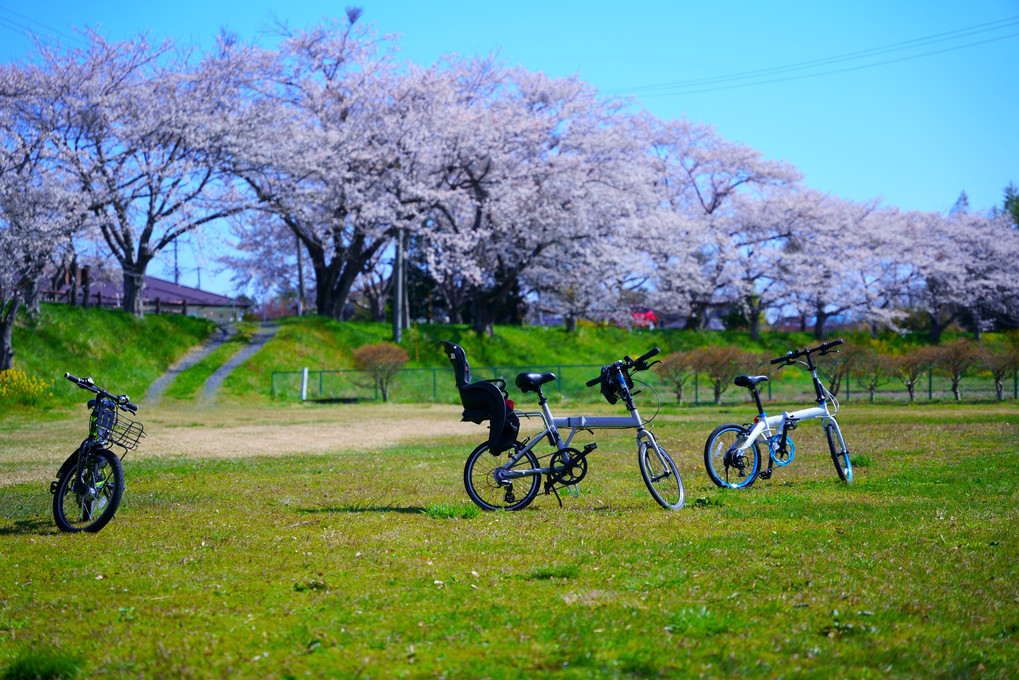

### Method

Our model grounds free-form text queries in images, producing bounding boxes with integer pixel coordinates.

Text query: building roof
[140,276,246,307]
[52,269,248,308]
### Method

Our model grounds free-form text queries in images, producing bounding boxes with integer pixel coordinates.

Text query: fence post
[694,374,699,405]
[928,369,933,401]
[1014,367,1018,400]
[319,371,323,397]
[557,365,562,394]
[271,371,275,397]
[767,379,771,402]
[846,372,850,402]
[433,369,437,402]
[301,367,309,402]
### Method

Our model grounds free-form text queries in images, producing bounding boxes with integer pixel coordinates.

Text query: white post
[301,367,309,402]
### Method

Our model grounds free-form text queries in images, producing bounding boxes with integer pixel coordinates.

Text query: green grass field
[2,400,1017,679]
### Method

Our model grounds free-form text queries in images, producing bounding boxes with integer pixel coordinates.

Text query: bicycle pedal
[758,470,772,480]
[49,481,59,495]
[581,443,597,455]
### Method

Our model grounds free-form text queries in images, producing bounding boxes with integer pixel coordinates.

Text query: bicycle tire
[704,423,761,489]
[638,441,685,509]
[825,422,853,483]
[52,448,124,533]
[463,441,541,511]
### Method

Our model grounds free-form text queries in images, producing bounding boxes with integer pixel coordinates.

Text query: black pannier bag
[441,340,519,454]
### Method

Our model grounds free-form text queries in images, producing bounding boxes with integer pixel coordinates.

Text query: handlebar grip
[586,376,602,387]
[770,354,790,365]
[64,372,80,383]
[637,347,660,364]
[123,401,139,413]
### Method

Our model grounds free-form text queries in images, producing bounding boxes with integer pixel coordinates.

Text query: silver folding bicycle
[441,341,685,511]
[703,339,852,489]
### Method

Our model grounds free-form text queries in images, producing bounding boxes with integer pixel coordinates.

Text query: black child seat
[441,341,519,455]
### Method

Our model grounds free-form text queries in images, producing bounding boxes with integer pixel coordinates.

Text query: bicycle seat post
[733,375,769,416]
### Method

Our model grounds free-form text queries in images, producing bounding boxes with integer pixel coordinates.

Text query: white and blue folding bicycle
[703,339,852,489]
[441,341,685,511]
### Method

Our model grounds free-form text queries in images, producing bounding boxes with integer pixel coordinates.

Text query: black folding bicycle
[50,373,144,533]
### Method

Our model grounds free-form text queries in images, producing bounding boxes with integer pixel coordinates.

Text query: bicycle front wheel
[638,441,685,510]
[463,442,541,511]
[825,422,853,483]
[52,448,124,533]
[704,423,761,489]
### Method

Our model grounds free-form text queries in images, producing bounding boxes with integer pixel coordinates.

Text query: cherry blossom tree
[413,58,650,334]
[776,193,909,339]
[18,30,252,316]
[907,210,1019,342]
[641,117,801,330]
[224,16,424,319]
[0,66,86,368]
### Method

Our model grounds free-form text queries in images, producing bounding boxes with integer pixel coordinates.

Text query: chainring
[549,448,589,485]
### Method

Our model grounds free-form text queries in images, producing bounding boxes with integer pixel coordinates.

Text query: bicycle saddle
[515,372,556,393]
[734,375,769,389]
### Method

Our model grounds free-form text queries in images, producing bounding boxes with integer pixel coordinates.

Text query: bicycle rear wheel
[704,423,761,489]
[638,441,684,509]
[825,422,853,483]
[52,448,124,533]
[463,442,541,511]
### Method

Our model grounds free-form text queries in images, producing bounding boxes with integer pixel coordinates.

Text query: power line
[0,7,90,47]
[608,15,1019,97]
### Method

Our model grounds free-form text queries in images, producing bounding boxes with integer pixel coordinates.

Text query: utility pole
[296,234,306,315]
[392,229,404,343]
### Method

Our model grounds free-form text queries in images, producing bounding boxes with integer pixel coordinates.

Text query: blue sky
[2,0,1017,294]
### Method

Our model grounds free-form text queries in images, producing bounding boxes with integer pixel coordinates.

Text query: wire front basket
[94,404,145,451]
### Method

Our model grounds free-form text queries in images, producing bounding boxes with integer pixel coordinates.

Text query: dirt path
[144,324,236,404]
[200,321,278,402]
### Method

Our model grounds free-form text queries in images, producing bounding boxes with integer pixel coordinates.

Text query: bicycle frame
[499,408,660,482]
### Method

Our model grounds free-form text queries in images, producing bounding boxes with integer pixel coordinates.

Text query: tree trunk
[565,314,577,333]
[813,306,829,340]
[122,264,148,317]
[472,297,495,337]
[748,304,761,341]
[21,278,42,317]
[0,297,19,371]
[927,308,954,344]
[81,266,91,309]
[69,261,79,309]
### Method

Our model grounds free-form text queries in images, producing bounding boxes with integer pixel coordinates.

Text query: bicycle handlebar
[64,372,138,413]
[769,339,845,365]
[586,348,660,387]
[636,347,660,365]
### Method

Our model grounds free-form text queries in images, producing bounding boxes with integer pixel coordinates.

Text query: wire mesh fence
[270,365,1019,405]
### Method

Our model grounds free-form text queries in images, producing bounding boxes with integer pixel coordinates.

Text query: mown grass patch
[1,402,1017,678]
